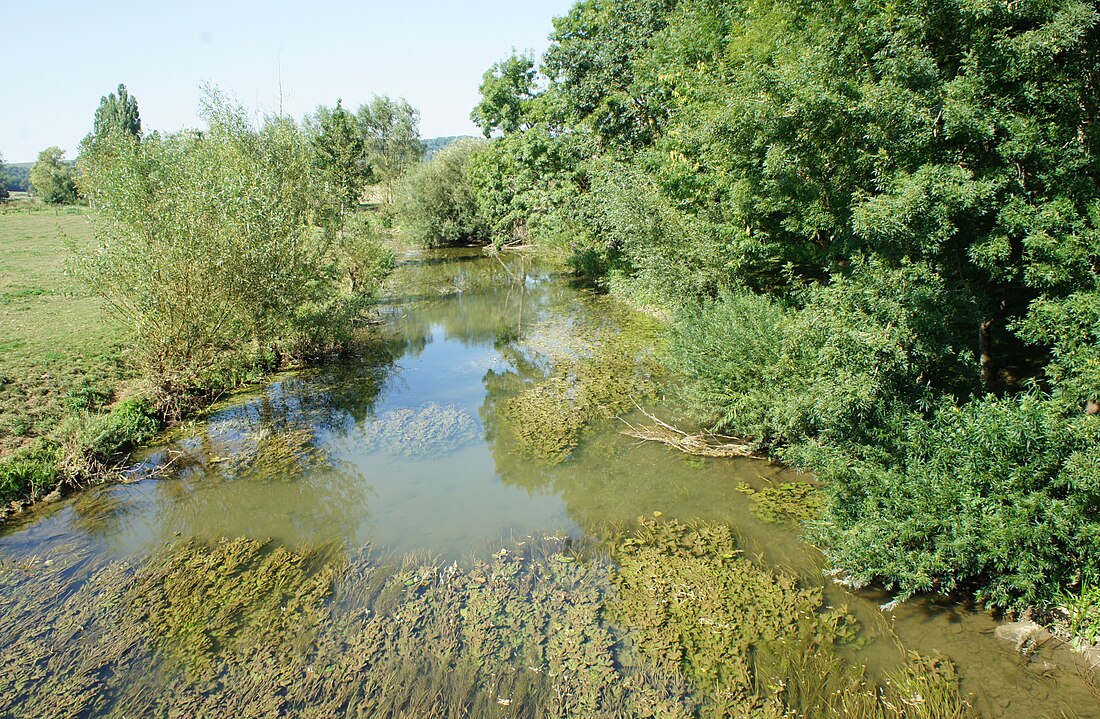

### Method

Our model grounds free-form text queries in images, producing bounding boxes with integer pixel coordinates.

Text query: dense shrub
[76,90,375,393]
[397,139,487,246]
[808,394,1100,610]
[668,259,979,442]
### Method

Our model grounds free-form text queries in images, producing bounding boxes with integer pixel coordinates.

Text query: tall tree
[311,99,368,216]
[471,54,539,137]
[356,96,424,202]
[29,147,77,203]
[92,84,141,141]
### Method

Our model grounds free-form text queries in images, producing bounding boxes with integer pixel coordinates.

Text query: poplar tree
[92,84,142,141]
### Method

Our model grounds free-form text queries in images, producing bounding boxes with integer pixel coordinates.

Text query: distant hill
[422,136,477,160]
[1,163,31,192]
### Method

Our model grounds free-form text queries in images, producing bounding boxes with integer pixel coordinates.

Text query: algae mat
[0,520,976,719]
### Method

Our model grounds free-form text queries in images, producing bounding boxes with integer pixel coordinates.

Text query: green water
[0,248,1096,718]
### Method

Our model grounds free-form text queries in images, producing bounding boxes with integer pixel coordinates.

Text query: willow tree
[75,89,373,395]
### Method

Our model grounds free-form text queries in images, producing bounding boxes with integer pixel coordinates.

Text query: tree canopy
[92,83,142,142]
[311,99,368,213]
[466,0,1100,612]
[28,147,77,204]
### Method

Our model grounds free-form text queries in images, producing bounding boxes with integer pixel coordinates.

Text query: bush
[667,258,979,445]
[808,393,1100,610]
[76,89,370,393]
[397,139,487,246]
[666,260,1099,609]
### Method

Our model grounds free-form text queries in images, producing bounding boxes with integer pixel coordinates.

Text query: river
[0,247,1096,718]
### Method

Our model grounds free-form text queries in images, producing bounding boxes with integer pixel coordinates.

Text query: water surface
[1,247,1096,717]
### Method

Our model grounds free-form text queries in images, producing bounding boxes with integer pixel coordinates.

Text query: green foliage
[543,0,677,148]
[807,392,1100,610]
[356,95,424,190]
[0,394,159,504]
[466,125,593,248]
[75,88,375,392]
[422,135,475,159]
[0,441,60,500]
[397,138,487,246]
[668,259,978,443]
[91,83,141,142]
[28,147,77,204]
[311,99,368,213]
[470,53,538,137]
[467,0,1100,615]
[73,396,158,457]
[1060,571,1100,647]
[1,163,30,192]
[339,212,396,293]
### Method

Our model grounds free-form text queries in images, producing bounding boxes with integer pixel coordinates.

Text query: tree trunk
[979,318,996,391]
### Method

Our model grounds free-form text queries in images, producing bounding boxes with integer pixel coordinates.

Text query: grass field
[0,204,131,463]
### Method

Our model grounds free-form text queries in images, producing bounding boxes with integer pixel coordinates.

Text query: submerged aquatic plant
[360,402,479,457]
[504,327,659,464]
[0,523,981,719]
[736,481,824,524]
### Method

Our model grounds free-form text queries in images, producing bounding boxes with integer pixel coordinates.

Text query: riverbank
[0,203,389,515]
[0,205,146,508]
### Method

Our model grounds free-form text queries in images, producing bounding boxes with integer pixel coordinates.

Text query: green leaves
[397,139,488,247]
[28,147,77,204]
[75,89,372,393]
[312,99,368,212]
[91,83,141,143]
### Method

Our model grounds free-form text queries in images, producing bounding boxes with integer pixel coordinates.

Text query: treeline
[433,0,1100,615]
[0,163,30,193]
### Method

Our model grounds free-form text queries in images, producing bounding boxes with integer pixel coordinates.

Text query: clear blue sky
[0,0,576,163]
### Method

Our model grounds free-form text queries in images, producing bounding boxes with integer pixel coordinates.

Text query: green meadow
[0,205,130,464]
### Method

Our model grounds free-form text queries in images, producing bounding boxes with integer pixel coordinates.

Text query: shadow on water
[0,246,1096,718]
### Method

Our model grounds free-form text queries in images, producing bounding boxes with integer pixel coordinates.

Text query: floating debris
[621,407,755,458]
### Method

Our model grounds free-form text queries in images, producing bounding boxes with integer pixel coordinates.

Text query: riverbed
[1,247,1096,718]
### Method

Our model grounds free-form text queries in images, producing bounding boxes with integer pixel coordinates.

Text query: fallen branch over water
[620,407,757,458]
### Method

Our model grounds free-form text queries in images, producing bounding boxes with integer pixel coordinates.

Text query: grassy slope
[0,205,130,459]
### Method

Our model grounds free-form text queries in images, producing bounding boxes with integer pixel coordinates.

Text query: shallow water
[1,247,1096,717]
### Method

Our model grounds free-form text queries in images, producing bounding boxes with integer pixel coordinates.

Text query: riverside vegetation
[1,86,403,509]
[397,0,1100,638]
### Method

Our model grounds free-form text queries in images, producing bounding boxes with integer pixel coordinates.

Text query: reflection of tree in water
[475,295,772,538]
[68,334,419,545]
[385,249,552,349]
[166,334,408,477]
